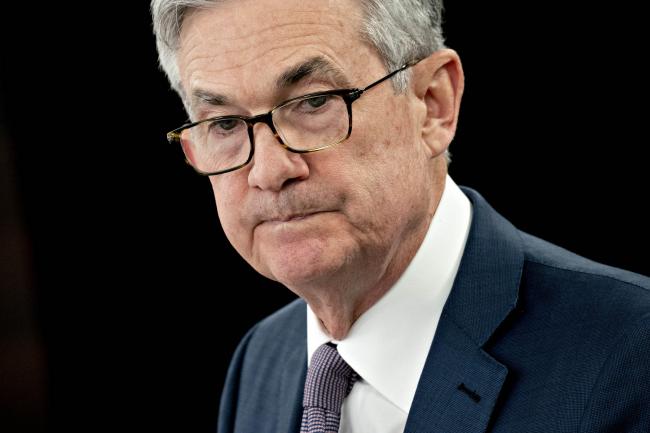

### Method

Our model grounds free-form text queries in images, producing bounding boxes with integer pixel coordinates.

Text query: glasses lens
[179,118,250,174]
[273,94,349,151]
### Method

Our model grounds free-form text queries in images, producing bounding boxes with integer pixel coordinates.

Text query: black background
[1,2,648,432]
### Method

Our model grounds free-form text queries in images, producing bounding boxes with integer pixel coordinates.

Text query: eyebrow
[192,89,230,108]
[275,56,352,90]
[191,56,352,111]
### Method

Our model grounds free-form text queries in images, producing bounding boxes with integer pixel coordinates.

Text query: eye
[293,95,332,114]
[306,95,327,109]
[211,118,239,131]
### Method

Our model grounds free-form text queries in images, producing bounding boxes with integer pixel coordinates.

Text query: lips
[263,211,321,224]
[249,188,342,230]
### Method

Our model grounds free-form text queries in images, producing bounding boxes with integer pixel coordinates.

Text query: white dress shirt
[306,175,472,433]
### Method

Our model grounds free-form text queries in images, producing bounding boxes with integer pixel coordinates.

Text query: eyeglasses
[166,59,421,176]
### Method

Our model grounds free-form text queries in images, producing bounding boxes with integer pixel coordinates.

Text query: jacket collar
[405,187,523,433]
[445,187,523,347]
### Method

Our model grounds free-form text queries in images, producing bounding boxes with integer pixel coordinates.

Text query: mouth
[265,212,318,224]
[260,211,331,226]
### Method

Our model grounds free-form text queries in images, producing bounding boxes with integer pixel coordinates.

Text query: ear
[412,49,465,159]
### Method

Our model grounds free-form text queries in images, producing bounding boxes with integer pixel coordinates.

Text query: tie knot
[303,343,358,412]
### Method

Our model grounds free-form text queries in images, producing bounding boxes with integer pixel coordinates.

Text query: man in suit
[151,0,650,431]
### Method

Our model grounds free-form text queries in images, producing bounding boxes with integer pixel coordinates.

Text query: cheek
[345,109,427,225]
[354,98,415,161]
[210,177,251,251]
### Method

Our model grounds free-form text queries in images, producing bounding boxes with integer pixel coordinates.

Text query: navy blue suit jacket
[217,188,650,433]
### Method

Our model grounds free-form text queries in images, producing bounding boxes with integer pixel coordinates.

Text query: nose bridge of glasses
[247,111,285,146]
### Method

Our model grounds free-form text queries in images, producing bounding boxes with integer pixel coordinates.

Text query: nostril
[280,177,303,189]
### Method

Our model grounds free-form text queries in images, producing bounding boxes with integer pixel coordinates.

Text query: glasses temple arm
[360,58,422,93]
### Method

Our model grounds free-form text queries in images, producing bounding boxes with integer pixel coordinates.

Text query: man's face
[177,0,441,293]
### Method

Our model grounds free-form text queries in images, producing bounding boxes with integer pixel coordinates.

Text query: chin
[263,239,350,290]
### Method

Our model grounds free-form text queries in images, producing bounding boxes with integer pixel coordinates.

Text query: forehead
[177,0,374,106]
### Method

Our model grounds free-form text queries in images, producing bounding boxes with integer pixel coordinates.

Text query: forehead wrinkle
[182,31,339,79]
[196,7,345,42]
[185,28,346,74]
[179,2,369,112]
[179,4,355,65]
[185,39,349,101]
[181,8,345,51]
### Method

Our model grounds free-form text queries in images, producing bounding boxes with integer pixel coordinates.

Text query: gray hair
[151,0,445,95]
[151,0,451,162]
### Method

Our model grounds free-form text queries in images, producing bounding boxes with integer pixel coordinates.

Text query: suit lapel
[405,187,524,433]
[276,307,307,433]
[404,313,508,433]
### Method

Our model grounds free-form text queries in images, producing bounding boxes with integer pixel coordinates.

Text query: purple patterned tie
[300,343,358,433]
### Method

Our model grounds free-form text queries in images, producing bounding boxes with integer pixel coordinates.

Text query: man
[151,0,650,432]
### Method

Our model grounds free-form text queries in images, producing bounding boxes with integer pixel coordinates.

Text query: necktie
[300,343,358,433]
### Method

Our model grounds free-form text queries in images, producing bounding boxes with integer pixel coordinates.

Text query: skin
[177,0,464,340]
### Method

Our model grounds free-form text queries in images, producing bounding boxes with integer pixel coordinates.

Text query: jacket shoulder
[218,298,307,433]
[519,230,650,293]
[246,297,307,352]
[486,230,650,431]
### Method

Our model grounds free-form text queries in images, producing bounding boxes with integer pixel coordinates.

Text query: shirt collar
[307,175,472,413]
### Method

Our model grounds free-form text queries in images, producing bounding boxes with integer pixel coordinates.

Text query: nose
[247,123,310,191]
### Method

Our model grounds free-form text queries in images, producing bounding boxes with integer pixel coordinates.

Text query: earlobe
[415,50,465,159]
